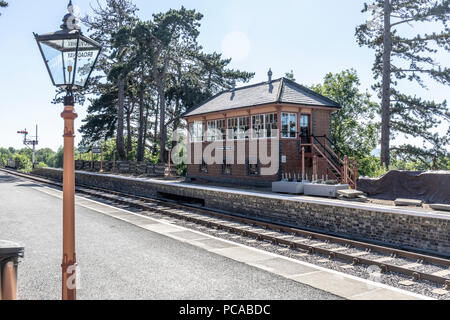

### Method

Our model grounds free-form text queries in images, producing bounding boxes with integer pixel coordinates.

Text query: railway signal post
[17,126,38,168]
[34,0,102,300]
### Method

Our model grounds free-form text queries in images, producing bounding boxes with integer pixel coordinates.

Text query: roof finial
[268,68,273,83]
[61,0,81,32]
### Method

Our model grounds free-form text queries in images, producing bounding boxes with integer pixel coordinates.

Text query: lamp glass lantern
[34,30,101,91]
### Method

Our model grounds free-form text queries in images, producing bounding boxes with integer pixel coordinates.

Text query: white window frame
[265,113,278,138]
[227,116,250,140]
[207,119,226,141]
[227,118,238,140]
[190,121,204,143]
[281,112,298,139]
[252,113,278,139]
[207,120,217,142]
[237,116,250,140]
[252,114,265,139]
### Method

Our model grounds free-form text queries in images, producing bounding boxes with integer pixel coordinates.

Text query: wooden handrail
[311,136,358,189]
[312,144,341,175]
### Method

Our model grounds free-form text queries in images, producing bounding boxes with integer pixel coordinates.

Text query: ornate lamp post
[33,1,101,300]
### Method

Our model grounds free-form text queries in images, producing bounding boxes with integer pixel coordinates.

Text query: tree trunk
[158,81,166,163]
[116,78,126,160]
[126,107,132,155]
[137,83,145,162]
[380,0,392,168]
[143,106,150,158]
[171,98,181,150]
[153,100,159,156]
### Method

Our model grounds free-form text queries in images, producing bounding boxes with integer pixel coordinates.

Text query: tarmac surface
[0,171,341,300]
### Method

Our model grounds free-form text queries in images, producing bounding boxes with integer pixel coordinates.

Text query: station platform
[2,170,429,300]
[32,168,450,257]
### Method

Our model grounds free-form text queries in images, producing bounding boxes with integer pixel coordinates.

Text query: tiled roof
[183,78,340,117]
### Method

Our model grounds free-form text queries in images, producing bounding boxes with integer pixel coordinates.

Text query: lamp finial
[61,0,81,32]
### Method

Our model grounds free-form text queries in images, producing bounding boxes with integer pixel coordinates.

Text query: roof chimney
[230,80,236,100]
[268,68,273,83]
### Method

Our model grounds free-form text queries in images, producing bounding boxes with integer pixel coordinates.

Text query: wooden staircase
[310,135,358,189]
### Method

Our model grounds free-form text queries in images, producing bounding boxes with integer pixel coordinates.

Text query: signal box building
[182,73,357,188]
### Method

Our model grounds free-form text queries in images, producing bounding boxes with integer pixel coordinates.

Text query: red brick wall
[186,139,334,184]
[187,139,280,183]
[312,109,331,137]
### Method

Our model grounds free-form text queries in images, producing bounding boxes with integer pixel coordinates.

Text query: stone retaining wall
[33,168,450,257]
[75,160,176,176]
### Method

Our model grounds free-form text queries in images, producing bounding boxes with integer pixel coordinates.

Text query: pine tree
[79,93,118,147]
[82,0,138,160]
[356,0,449,168]
[146,7,204,163]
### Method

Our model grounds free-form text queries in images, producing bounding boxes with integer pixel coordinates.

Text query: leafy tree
[48,147,64,168]
[35,148,55,165]
[37,162,48,169]
[358,155,389,177]
[0,147,12,166]
[17,148,33,159]
[13,154,32,173]
[0,1,7,16]
[311,69,380,161]
[285,70,296,81]
[356,0,450,167]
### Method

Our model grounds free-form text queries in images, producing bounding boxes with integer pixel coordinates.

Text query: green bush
[358,156,389,178]
[37,162,48,168]
[0,154,7,167]
[176,163,187,177]
[13,154,33,173]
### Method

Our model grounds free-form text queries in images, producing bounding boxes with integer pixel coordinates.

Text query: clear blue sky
[0,0,448,152]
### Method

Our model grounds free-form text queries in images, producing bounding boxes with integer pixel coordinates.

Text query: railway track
[2,168,450,292]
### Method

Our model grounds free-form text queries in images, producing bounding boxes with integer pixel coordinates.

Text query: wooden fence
[75,160,177,176]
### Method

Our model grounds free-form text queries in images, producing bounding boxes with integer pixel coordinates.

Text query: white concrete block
[304,183,350,198]
[394,198,423,207]
[272,181,305,194]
